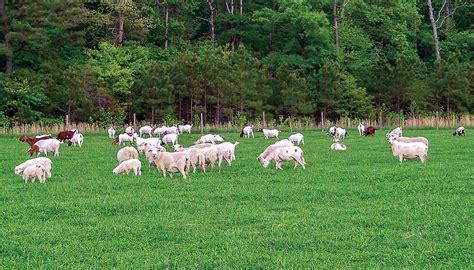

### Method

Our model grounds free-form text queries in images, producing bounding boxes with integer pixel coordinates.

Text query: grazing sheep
[22,164,47,184]
[178,124,193,134]
[15,157,52,178]
[262,146,306,170]
[330,139,347,151]
[200,145,221,172]
[453,126,465,136]
[153,151,190,179]
[257,128,280,139]
[358,124,365,136]
[139,125,154,137]
[386,127,403,138]
[19,135,53,146]
[363,126,376,136]
[257,139,294,165]
[193,134,224,145]
[288,133,304,145]
[112,133,136,145]
[117,147,139,164]
[174,144,206,173]
[113,159,142,176]
[108,126,116,138]
[136,137,162,152]
[216,142,240,166]
[334,127,347,140]
[240,125,254,138]
[388,136,428,164]
[388,134,429,146]
[68,133,83,147]
[125,126,135,135]
[28,139,61,157]
[162,133,178,145]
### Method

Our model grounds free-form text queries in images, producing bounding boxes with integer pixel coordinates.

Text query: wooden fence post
[436,111,439,130]
[65,115,69,130]
[320,112,324,131]
[200,113,204,135]
[289,116,292,133]
[263,112,266,127]
[378,111,383,129]
[133,113,136,127]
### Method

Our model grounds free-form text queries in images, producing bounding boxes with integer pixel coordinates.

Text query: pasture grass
[0,128,472,268]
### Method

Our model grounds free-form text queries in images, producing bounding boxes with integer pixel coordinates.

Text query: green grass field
[1,128,472,268]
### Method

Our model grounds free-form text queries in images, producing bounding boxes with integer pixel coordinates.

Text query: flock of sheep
[13,124,466,183]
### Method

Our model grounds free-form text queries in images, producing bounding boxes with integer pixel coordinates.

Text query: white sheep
[193,134,224,145]
[358,124,365,136]
[178,124,193,134]
[216,142,239,166]
[139,125,154,137]
[153,151,190,179]
[288,133,304,145]
[69,132,83,147]
[113,133,136,145]
[388,136,428,164]
[162,133,178,145]
[136,137,162,152]
[240,125,254,138]
[174,144,206,173]
[22,164,47,184]
[257,139,294,165]
[108,127,115,138]
[113,159,142,176]
[388,134,429,146]
[15,157,53,178]
[201,145,222,172]
[262,146,306,170]
[330,139,347,151]
[117,147,139,164]
[144,144,164,167]
[258,128,280,139]
[28,139,61,157]
[386,127,403,138]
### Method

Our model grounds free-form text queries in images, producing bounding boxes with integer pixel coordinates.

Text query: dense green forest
[0,0,472,125]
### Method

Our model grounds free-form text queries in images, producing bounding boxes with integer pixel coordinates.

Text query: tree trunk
[164,4,169,49]
[240,92,244,114]
[269,1,276,52]
[333,0,339,52]
[444,0,451,32]
[206,0,215,43]
[117,10,125,45]
[427,0,441,61]
[190,90,193,122]
[151,106,155,125]
[0,0,12,74]
[239,0,243,47]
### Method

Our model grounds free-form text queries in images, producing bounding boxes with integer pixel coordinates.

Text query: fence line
[1,115,472,135]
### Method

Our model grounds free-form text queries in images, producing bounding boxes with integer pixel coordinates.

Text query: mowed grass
[0,128,472,268]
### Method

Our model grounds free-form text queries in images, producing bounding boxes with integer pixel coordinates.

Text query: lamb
[330,139,347,151]
[358,124,365,136]
[363,126,376,136]
[257,128,280,139]
[240,125,254,138]
[388,134,429,146]
[453,126,465,136]
[28,139,61,157]
[117,147,139,164]
[288,133,304,145]
[125,126,135,135]
[193,134,224,144]
[178,124,193,134]
[15,157,52,178]
[162,133,178,145]
[334,127,348,140]
[108,127,116,138]
[112,133,136,145]
[19,135,53,146]
[135,137,162,152]
[153,150,190,179]
[21,164,47,184]
[386,127,403,138]
[139,125,154,137]
[68,132,83,147]
[262,146,306,170]
[257,139,294,165]
[174,144,206,173]
[388,136,428,164]
[113,159,142,176]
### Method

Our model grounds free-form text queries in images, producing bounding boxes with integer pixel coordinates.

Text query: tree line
[0,0,472,126]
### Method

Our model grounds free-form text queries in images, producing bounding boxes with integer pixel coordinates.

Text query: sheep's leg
[192,164,196,173]
[252,132,254,138]
[226,157,231,166]
[398,155,404,164]
[202,163,206,173]
[23,175,28,184]
[293,160,298,169]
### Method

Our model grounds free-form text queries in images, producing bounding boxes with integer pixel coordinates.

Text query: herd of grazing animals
[13,123,467,183]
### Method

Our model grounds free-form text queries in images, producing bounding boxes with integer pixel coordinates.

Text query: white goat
[22,164,47,184]
[262,146,306,170]
[15,157,52,178]
[117,147,139,164]
[113,133,136,145]
[125,126,135,135]
[358,124,365,136]
[139,125,154,137]
[178,124,193,134]
[288,133,304,145]
[453,126,465,136]
[113,159,142,176]
[240,125,254,138]
[258,128,280,139]
[108,127,115,138]
[28,139,61,157]
[388,136,428,164]
[162,133,178,145]
[153,126,168,137]
[69,133,83,147]
[334,127,347,140]
[328,126,337,137]
[217,142,239,166]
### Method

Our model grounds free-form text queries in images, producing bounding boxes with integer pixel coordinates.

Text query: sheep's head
[14,166,22,175]
[262,159,270,168]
